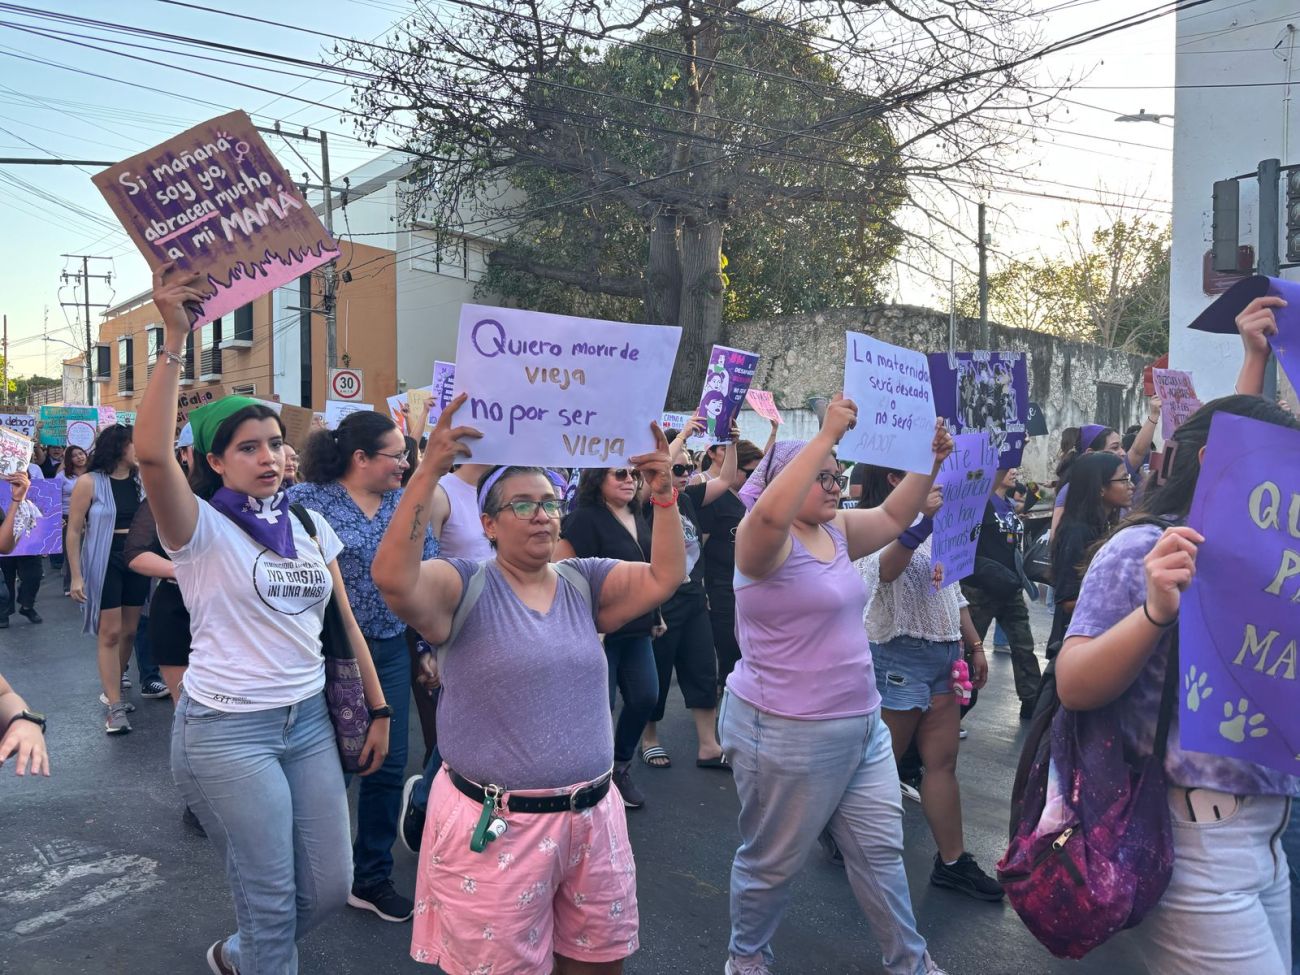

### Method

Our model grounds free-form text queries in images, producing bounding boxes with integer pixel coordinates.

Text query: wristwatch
[368,704,394,720]
[7,709,46,734]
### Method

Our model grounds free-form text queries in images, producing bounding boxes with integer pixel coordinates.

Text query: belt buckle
[567,783,586,811]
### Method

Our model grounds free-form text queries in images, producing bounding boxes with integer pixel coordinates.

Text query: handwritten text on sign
[92,110,338,329]
[1152,368,1203,440]
[840,331,937,474]
[0,427,33,477]
[452,304,681,467]
[930,433,996,583]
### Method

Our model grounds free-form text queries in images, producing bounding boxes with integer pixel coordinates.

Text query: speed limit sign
[328,368,364,401]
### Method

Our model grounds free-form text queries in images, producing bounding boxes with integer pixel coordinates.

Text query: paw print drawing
[1219,698,1268,744]
[1183,666,1212,712]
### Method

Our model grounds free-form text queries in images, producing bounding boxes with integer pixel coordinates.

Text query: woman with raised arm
[372,399,685,975]
[722,395,953,975]
[136,264,390,975]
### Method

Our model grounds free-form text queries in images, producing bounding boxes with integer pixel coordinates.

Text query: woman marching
[372,398,686,975]
[137,264,390,975]
[722,395,953,975]
[54,444,88,596]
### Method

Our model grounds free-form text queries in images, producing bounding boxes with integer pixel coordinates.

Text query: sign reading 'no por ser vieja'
[92,110,338,330]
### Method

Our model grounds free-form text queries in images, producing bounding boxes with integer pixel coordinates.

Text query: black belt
[447,767,612,814]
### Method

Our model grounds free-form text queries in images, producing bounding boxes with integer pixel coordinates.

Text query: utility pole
[59,254,113,407]
[2,314,7,408]
[1258,159,1281,401]
[977,201,990,347]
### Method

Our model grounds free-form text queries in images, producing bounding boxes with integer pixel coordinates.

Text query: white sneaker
[99,693,136,712]
[958,725,969,740]
[900,781,922,803]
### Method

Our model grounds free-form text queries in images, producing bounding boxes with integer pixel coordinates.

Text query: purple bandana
[209,487,297,559]
[738,440,808,511]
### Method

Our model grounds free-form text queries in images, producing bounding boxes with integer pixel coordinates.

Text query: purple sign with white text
[0,480,61,557]
[1180,412,1300,775]
[696,345,759,444]
[930,433,996,584]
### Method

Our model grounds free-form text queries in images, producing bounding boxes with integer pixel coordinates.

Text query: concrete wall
[725,304,1151,481]
[1170,3,1300,398]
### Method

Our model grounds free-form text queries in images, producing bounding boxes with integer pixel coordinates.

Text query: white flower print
[572,892,587,906]
[609,899,624,918]
[471,965,493,975]
[414,898,430,917]
[576,934,591,949]
[526,927,541,946]
[569,842,591,867]
[413,948,430,962]
[517,888,538,909]
[496,851,515,871]
[461,876,478,894]
[482,925,495,941]
[538,836,558,856]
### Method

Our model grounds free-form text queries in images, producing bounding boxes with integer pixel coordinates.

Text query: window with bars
[117,337,134,394]
[199,318,223,379]
[145,325,164,379]
[94,344,111,381]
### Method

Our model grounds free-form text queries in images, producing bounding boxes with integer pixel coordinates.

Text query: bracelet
[1142,600,1177,628]
[649,487,679,508]
[1145,415,1158,425]
[158,348,184,367]
[970,646,986,654]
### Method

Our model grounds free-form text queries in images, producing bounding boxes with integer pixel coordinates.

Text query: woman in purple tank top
[721,394,954,975]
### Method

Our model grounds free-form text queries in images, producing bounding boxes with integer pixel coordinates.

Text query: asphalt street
[0,563,1148,975]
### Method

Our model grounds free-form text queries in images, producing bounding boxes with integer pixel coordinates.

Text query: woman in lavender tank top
[374,398,687,975]
[721,395,954,975]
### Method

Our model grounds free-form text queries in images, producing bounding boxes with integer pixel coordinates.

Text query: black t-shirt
[974,494,1022,572]
[561,503,654,636]
[646,483,707,599]
[697,488,744,602]
[1051,520,1101,605]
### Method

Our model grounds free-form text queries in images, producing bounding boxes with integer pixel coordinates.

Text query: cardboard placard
[1152,368,1204,440]
[176,387,225,440]
[927,350,1029,468]
[0,413,36,441]
[745,389,783,425]
[841,331,937,474]
[407,389,433,443]
[695,345,759,443]
[324,399,372,430]
[38,405,98,446]
[0,426,34,477]
[429,361,456,425]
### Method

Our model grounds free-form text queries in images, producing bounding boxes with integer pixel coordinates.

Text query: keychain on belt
[470,784,509,853]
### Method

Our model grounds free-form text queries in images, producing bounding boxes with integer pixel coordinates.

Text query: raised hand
[821,393,858,443]
[151,262,210,340]
[921,485,944,518]
[930,418,954,464]
[630,422,673,500]
[1237,295,1284,356]
[6,471,30,503]
[420,392,482,477]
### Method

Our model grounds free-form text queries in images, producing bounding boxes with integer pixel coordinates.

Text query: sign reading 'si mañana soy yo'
[451,304,681,467]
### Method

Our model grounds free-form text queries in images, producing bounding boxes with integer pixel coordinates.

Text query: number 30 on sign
[328,368,364,401]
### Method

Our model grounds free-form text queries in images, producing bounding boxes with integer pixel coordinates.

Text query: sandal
[696,753,731,771]
[641,745,671,769]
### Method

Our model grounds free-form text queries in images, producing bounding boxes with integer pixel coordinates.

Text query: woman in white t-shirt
[135,264,391,975]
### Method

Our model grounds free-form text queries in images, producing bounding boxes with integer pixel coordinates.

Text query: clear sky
[0,0,1175,379]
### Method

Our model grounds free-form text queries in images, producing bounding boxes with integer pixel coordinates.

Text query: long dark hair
[61,444,88,476]
[856,463,905,509]
[300,410,396,483]
[188,405,284,500]
[87,424,134,476]
[1084,427,1117,452]
[1052,452,1124,561]
[575,467,642,514]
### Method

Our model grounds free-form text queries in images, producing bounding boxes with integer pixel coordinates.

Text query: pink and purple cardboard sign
[1179,411,1300,775]
[93,110,338,329]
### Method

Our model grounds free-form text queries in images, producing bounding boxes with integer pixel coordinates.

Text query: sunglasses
[672,464,696,477]
[816,472,849,494]
[609,468,642,482]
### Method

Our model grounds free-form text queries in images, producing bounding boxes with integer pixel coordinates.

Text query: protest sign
[661,412,710,452]
[429,361,456,425]
[0,413,36,441]
[407,389,433,443]
[97,405,117,430]
[278,403,314,449]
[1152,368,1203,439]
[840,331,937,474]
[928,351,1029,468]
[451,304,681,467]
[386,393,408,432]
[324,399,373,430]
[696,345,759,443]
[0,480,61,556]
[0,426,34,477]
[745,389,783,425]
[176,387,224,439]
[39,406,99,447]
[1179,412,1300,776]
[118,411,137,427]
[92,110,339,329]
[1025,401,1048,438]
[929,433,996,584]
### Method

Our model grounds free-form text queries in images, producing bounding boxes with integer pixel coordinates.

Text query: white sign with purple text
[840,331,936,473]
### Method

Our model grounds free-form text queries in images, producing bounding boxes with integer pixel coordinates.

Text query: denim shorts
[871,636,960,712]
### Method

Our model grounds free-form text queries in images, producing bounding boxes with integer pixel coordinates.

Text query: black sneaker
[1019,699,1036,721]
[141,678,170,699]
[399,774,425,855]
[19,607,42,624]
[183,806,207,837]
[930,852,1005,902]
[612,767,645,809]
[347,879,413,922]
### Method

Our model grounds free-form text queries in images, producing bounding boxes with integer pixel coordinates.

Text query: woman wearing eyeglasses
[722,396,953,975]
[292,409,440,924]
[554,463,660,808]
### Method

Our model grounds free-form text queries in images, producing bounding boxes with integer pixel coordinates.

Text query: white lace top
[857,536,967,644]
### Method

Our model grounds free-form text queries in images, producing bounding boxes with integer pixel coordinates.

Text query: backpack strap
[289,502,317,540]
[1152,628,1180,760]
[552,561,595,622]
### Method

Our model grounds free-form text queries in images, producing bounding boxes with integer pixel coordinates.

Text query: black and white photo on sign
[955,358,1019,434]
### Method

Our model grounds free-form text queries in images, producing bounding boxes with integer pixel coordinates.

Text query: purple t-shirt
[437,556,617,790]
[1066,524,1300,796]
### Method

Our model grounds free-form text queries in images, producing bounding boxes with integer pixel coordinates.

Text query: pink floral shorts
[410,769,639,974]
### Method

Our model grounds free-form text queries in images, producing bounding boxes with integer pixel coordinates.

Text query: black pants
[650,590,717,722]
[707,588,741,693]
[1,556,42,616]
[961,581,1040,708]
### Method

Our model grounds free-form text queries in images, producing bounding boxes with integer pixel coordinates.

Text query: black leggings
[708,590,741,691]
[650,590,717,722]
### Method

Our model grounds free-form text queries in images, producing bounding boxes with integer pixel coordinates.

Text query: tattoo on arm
[408,504,425,541]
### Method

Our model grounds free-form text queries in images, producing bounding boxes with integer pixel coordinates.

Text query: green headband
[189,396,263,457]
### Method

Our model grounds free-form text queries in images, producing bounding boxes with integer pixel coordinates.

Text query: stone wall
[725,305,1152,482]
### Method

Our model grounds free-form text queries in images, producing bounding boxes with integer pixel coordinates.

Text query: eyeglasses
[740,466,759,478]
[609,468,642,482]
[503,499,565,519]
[816,472,849,494]
[672,464,696,477]
[1108,476,1132,485]
[374,449,410,465]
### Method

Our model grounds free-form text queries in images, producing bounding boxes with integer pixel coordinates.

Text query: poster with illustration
[927,351,1028,468]
[428,361,456,425]
[0,427,34,477]
[695,345,759,444]
[0,480,61,556]
[92,110,339,329]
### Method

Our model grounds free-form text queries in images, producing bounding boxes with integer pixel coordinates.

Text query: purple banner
[429,361,456,425]
[1180,412,1300,775]
[696,345,759,444]
[930,433,996,583]
[927,351,1028,469]
[0,480,62,557]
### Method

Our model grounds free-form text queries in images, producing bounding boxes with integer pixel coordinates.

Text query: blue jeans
[132,610,161,686]
[1286,800,1300,975]
[720,692,932,974]
[603,633,658,766]
[171,691,352,975]
[351,633,411,889]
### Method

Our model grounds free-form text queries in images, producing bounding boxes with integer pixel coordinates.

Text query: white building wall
[1170,4,1300,398]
